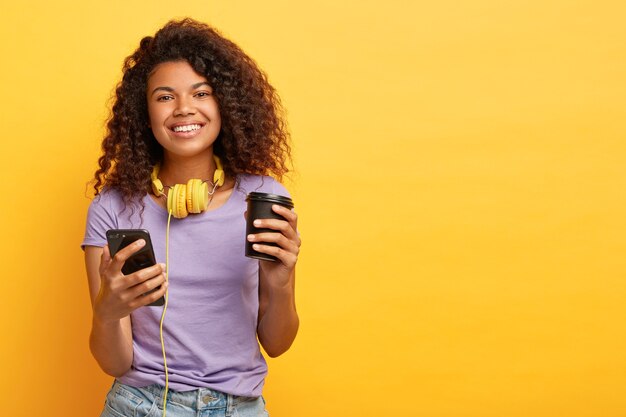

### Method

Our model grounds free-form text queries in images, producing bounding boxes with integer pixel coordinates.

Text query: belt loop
[196,387,203,411]
[156,384,165,410]
[225,393,233,417]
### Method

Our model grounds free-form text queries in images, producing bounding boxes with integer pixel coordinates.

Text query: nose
[173,96,195,116]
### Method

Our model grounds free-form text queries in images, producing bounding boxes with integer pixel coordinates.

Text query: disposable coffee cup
[245,192,294,261]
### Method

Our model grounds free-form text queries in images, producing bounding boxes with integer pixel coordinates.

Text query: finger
[271,205,298,225]
[243,210,248,220]
[248,233,300,253]
[109,239,147,272]
[126,263,167,286]
[252,243,297,268]
[271,205,298,233]
[129,273,167,299]
[252,218,298,240]
[130,281,169,309]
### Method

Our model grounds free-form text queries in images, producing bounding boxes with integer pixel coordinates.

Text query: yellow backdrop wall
[1,1,625,416]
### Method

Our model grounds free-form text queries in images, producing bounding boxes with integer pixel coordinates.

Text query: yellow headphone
[151,155,225,218]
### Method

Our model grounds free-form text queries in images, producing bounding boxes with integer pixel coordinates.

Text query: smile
[171,124,203,132]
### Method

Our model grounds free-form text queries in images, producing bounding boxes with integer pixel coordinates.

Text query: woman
[82,18,300,417]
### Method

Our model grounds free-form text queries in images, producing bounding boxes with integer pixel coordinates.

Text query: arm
[257,266,299,357]
[84,241,167,376]
[248,205,301,357]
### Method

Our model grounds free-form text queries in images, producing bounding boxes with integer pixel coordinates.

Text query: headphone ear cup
[155,158,221,218]
[213,169,225,187]
[186,179,209,213]
[168,184,188,218]
[151,164,165,196]
[152,178,165,197]
[213,155,225,187]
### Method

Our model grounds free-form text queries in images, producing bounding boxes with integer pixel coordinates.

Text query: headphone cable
[159,209,173,417]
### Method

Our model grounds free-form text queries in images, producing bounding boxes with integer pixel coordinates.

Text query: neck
[158,151,218,185]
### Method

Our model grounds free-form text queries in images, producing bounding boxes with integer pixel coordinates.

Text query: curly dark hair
[92,18,291,203]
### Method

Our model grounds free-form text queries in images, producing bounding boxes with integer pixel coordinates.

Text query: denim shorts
[101,380,269,417]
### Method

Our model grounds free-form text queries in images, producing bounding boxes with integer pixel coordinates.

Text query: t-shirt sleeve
[270,178,299,234]
[271,178,292,199]
[81,193,118,250]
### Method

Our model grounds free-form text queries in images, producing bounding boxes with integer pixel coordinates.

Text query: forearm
[258,282,299,358]
[251,204,302,358]
[89,316,133,377]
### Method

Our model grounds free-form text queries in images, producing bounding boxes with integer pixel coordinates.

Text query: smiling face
[147,60,221,161]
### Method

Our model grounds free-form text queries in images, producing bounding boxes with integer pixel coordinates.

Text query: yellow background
[1,1,625,416]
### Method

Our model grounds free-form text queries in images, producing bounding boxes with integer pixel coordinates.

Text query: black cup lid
[246,192,294,208]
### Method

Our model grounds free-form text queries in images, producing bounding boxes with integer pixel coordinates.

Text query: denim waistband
[114,380,235,411]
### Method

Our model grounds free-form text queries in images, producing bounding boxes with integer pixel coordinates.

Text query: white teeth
[173,124,201,132]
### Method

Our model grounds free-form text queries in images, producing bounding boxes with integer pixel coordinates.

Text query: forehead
[147,60,209,87]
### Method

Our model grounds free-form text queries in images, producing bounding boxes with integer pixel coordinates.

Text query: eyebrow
[150,82,212,96]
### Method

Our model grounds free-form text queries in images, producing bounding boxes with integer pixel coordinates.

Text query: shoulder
[87,187,144,222]
[83,187,126,248]
[236,174,291,198]
[88,187,125,212]
[83,187,146,248]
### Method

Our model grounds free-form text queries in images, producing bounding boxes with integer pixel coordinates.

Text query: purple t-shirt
[82,174,289,397]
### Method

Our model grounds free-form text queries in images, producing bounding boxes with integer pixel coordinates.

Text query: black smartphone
[106,229,165,307]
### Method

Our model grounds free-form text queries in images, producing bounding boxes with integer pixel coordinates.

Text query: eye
[195,91,212,98]
[156,95,174,102]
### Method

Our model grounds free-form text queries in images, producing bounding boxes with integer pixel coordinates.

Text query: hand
[93,240,167,324]
[246,205,301,287]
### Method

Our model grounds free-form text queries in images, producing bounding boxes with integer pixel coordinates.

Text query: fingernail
[247,234,255,241]
[137,239,145,246]
[253,244,260,250]
[160,263,167,269]
[253,220,261,226]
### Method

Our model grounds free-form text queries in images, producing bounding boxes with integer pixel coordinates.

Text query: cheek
[147,103,167,127]
[147,110,169,145]
[208,103,222,126]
